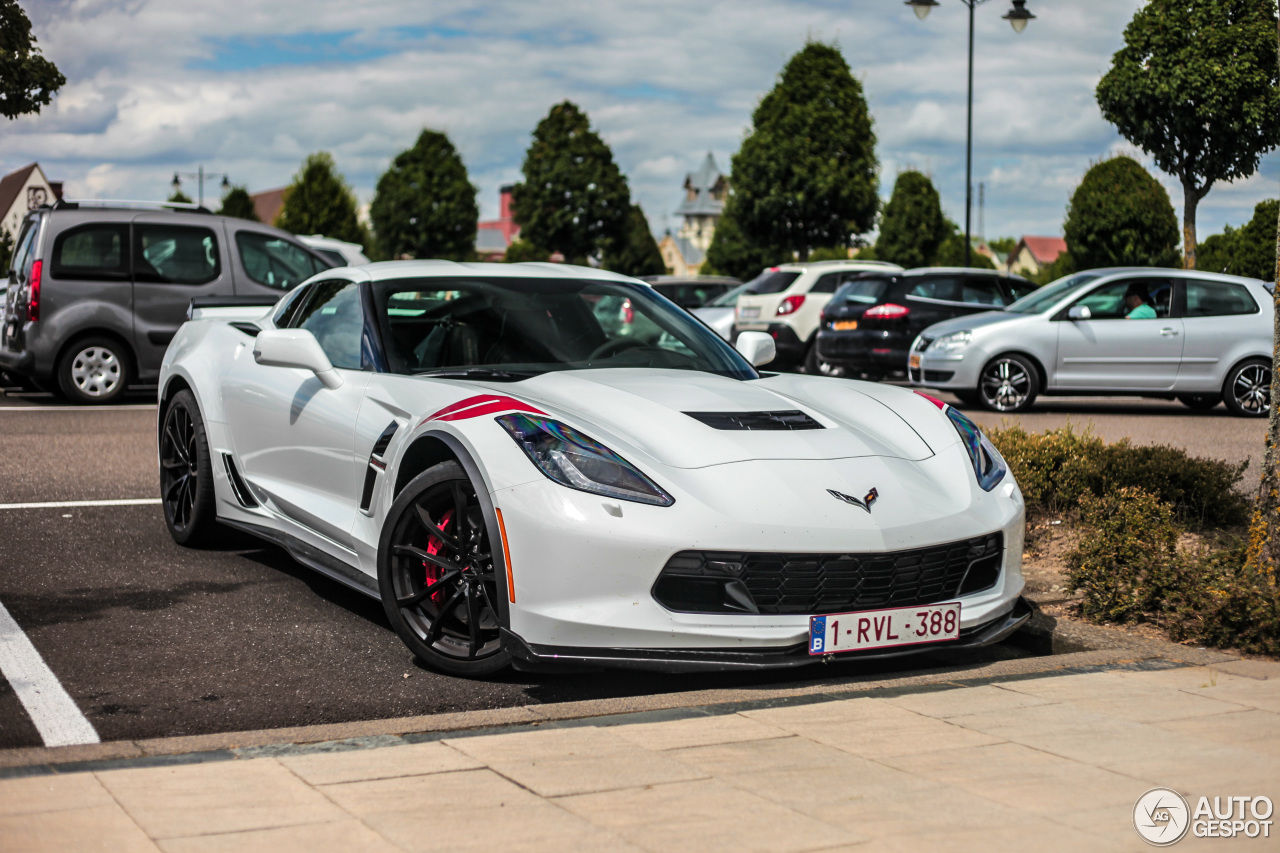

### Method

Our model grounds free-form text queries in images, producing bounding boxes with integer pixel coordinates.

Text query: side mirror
[1067,305,1092,321]
[735,331,776,367]
[253,328,343,389]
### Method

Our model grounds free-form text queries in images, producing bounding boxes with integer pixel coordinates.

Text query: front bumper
[503,597,1034,672]
[907,344,988,389]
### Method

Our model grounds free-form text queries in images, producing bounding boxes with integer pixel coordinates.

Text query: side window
[134,224,219,285]
[235,231,323,291]
[10,220,36,279]
[810,272,844,294]
[1184,280,1258,317]
[1072,279,1168,319]
[291,280,362,370]
[908,278,960,301]
[959,277,1005,306]
[272,283,311,328]
[50,223,130,281]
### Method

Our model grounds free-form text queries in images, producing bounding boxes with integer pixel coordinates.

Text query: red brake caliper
[423,509,453,604]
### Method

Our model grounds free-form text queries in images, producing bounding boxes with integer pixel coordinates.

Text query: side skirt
[220,517,381,600]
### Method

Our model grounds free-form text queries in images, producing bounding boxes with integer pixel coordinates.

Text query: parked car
[298,234,371,267]
[732,259,903,372]
[909,268,1275,417]
[816,268,1036,380]
[639,275,740,310]
[691,281,753,340]
[159,259,1029,675]
[0,200,333,403]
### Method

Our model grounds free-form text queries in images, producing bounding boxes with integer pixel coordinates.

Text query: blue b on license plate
[809,602,961,655]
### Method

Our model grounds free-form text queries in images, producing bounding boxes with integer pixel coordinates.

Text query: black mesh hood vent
[684,410,823,431]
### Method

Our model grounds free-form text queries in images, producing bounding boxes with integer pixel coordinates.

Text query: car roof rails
[52,198,213,214]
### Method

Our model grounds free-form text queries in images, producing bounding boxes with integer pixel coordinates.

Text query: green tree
[511,101,630,264]
[0,1,64,121]
[602,204,665,277]
[1063,157,1180,270]
[729,42,878,259]
[370,129,478,262]
[276,152,364,246]
[933,232,996,270]
[1196,200,1279,279]
[807,247,851,262]
[218,186,259,221]
[503,239,551,263]
[874,171,950,268]
[987,237,1017,255]
[167,189,192,204]
[703,194,785,280]
[1096,0,1280,268]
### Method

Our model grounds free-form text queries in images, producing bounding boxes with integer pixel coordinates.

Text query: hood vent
[684,410,823,431]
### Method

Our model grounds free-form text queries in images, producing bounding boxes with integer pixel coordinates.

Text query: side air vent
[221,454,258,508]
[684,410,823,431]
[372,422,398,456]
[360,422,399,513]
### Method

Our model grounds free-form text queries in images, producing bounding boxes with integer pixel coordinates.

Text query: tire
[803,342,839,376]
[159,390,218,546]
[978,354,1039,413]
[1176,393,1221,412]
[378,461,511,676]
[1222,359,1271,418]
[57,336,131,403]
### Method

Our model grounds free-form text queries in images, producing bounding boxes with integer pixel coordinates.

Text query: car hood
[920,309,1023,339]
[478,369,935,469]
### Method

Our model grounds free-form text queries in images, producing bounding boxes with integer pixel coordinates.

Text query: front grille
[684,410,823,431]
[654,533,1002,615]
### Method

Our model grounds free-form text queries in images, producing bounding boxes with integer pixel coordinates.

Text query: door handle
[1160,328,1179,336]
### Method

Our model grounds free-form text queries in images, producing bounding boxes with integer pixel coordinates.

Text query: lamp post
[170,166,232,209]
[905,0,1034,267]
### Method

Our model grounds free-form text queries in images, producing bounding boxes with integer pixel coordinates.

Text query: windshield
[1005,272,1103,314]
[373,277,758,380]
[744,270,800,294]
[831,275,892,306]
[706,282,752,307]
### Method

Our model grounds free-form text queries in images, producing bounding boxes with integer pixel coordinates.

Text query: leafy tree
[703,194,786,280]
[370,129,478,262]
[807,247,850,262]
[603,204,664,277]
[1063,157,1180,270]
[167,189,192,204]
[1196,200,1279,280]
[276,152,364,246]
[729,42,878,259]
[987,237,1017,255]
[933,232,996,270]
[1096,0,1280,268]
[218,186,259,221]
[503,239,551,263]
[511,101,630,264]
[0,1,64,121]
[875,171,950,268]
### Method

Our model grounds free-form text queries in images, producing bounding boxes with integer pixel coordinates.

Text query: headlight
[945,407,1007,491]
[496,413,675,506]
[931,330,972,354]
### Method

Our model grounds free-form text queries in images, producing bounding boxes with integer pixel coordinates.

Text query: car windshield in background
[706,282,752,307]
[1005,272,1103,314]
[831,276,892,306]
[744,270,801,294]
[373,277,758,381]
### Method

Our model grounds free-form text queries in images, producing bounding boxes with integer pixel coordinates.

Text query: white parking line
[0,498,161,510]
[0,599,99,746]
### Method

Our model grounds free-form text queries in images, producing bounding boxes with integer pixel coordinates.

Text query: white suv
[733,260,903,371]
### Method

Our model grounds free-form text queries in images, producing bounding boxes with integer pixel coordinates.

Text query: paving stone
[0,770,117,816]
[1208,659,1280,680]
[1155,708,1280,757]
[668,734,904,781]
[442,725,705,797]
[96,757,345,839]
[557,777,859,853]
[608,713,791,752]
[157,819,400,853]
[277,741,481,786]
[996,670,1253,722]
[848,820,1140,853]
[0,803,161,852]
[883,684,1056,719]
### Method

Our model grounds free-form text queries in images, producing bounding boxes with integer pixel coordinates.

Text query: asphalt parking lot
[0,386,1268,751]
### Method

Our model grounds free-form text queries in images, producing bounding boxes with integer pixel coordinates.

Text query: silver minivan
[909,268,1274,417]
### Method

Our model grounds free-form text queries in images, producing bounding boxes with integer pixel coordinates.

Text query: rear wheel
[378,461,510,676]
[58,336,131,403]
[159,390,218,545]
[1176,393,1221,412]
[978,354,1039,413]
[1222,359,1271,418]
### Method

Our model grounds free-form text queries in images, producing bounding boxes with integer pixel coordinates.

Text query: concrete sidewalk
[1,657,1277,852]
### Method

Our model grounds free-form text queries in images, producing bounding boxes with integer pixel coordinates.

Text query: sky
[9,0,1279,245]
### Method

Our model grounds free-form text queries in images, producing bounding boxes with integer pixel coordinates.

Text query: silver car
[908,268,1274,417]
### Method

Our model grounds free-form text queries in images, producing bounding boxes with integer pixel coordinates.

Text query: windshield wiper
[414,367,539,381]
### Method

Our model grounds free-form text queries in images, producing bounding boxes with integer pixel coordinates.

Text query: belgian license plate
[833,320,858,331]
[809,602,961,655]
[909,353,922,370]
[740,306,760,319]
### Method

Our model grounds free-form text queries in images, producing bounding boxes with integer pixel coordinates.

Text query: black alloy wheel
[978,354,1039,413]
[378,461,510,676]
[159,390,217,545]
[1222,360,1272,418]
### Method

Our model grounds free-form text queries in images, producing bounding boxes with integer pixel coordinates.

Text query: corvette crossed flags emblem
[828,487,879,512]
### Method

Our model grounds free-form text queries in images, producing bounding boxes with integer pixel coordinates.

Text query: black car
[815,268,1035,379]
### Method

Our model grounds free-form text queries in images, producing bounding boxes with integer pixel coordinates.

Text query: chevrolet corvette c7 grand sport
[158,261,1030,676]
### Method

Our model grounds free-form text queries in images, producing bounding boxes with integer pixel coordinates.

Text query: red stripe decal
[421,394,546,426]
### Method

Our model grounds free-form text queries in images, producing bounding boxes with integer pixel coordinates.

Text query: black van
[0,201,332,402]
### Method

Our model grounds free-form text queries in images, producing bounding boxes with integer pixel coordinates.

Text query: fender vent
[221,454,258,508]
[372,422,398,456]
[684,410,823,431]
[360,422,399,512]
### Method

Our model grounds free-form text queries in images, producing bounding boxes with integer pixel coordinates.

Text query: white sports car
[159,261,1030,676]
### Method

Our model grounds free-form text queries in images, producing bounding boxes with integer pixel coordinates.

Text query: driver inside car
[1124,284,1156,319]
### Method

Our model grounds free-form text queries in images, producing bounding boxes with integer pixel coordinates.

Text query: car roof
[894,267,1031,281]
[640,275,740,285]
[323,259,652,286]
[1084,266,1269,286]
[773,259,902,272]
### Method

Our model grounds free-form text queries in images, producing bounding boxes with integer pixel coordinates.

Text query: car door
[131,216,232,377]
[222,279,371,548]
[1174,278,1265,392]
[1054,277,1182,389]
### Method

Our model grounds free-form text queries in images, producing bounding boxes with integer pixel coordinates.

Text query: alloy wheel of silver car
[70,346,122,397]
[979,356,1037,413]
[1225,361,1271,418]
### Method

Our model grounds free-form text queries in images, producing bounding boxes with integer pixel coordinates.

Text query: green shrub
[1165,545,1280,656]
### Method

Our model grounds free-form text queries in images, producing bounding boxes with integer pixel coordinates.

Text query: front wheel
[978,354,1039,413]
[1222,360,1271,418]
[378,461,510,676]
[159,390,218,545]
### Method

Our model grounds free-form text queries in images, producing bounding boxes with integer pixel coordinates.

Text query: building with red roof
[1007,235,1068,277]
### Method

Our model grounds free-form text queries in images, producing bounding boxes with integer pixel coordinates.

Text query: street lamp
[905,0,1034,267]
[170,166,232,208]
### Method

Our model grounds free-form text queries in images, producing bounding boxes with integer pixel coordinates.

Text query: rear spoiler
[187,295,281,322]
